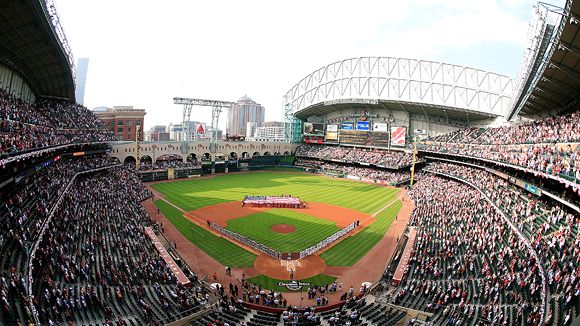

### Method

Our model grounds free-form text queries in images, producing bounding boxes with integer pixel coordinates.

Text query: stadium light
[173,97,236,154]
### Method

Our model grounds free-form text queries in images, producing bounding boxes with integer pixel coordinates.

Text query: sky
[55,0,553,131]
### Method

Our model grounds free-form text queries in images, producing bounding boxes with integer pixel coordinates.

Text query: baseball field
[152,171,402,290]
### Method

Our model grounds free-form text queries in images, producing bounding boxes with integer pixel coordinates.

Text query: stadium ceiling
[284,56,514,121]
[293,101,499,122]
[0,0,76,100]
[508,0,579,120]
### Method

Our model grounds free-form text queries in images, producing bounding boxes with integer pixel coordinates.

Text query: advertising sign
[356,121,370,131]
[341,122,354,130]
[390,127,407,146]
[373,122,388,132]
[325,124,339,140]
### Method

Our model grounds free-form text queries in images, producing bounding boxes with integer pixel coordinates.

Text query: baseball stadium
[0,0,579,326]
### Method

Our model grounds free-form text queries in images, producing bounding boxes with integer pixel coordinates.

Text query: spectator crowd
[136,160,200,171]
[0,156,206,325]
[387,174,546,325]
[296,144,415,168]
[31,166,206,325]
[0,89,115,158]
[425,162,579,325]
[295,158,410,184]
[425,110,580,186]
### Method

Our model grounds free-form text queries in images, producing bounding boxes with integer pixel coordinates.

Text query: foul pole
[410,136,417,186]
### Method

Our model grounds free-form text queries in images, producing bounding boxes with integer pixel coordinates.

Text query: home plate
[280,260,301,271]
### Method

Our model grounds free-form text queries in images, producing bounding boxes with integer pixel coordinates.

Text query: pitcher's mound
[272,224,296,234]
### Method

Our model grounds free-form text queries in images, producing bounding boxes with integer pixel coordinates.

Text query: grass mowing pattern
[152,172,399,213]
[154,200,256,268]
[225,210,340,252]
[321,200,403,267]
[246,274,337,292]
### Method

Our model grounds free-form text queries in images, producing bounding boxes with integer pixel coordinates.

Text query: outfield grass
[153,172,403,273]
[225,209,340,252]
[152,172,399,214]
[154,200,256,268]
[321,200,403,267]
[246,274,337,292]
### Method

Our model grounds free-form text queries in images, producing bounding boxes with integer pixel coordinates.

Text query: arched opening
[229,152,238,160]
[273,151,280,155]
[263,151,271,156]
[124,156,136,165]
[187,153,198,163]
[140,155,153,165]
[252,151,261,157]
[202,153,212,161]
[155,154,183,164]
[241,152,250,160]
[214,153,226,161]
[283,151,290,155]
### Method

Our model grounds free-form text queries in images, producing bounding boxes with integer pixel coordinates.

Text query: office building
[227,95,265,137]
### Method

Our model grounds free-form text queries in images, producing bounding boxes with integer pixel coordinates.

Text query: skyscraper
[75,58,89,105]
[227,95,265,136]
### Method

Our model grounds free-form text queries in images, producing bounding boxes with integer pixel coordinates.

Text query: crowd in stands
[296,144,414,168]
[0,155,117,324]
[198,290,406,326]
[295,158,410,184]
[31,166,205,325]
[425,110,580,185]
[0,89,115,158]
[323,162,409,184]
[423,142,580,185]
[386,174,545,325]
[137,160,200,171]
[425,162,579,325]
[431,110,580,145]
[0,155,206,325]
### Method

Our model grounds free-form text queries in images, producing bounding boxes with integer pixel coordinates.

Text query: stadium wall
[108,140,298,164]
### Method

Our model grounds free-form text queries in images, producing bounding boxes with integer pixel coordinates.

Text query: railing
[425,156,580,213]
[418,146,579,187]
[0,141,110,167]
[37,0,76,80]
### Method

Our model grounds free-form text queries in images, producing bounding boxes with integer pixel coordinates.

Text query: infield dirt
[144,181,413,306]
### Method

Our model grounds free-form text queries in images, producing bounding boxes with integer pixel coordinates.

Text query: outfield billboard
[325,124,339,141]
[390,127,407,146]
[341,122,354,130]
[356,121,369,131]
[372,122,388,132]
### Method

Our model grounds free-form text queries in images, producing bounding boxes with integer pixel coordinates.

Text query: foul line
[149,187,204,223]
[359,196,401,225]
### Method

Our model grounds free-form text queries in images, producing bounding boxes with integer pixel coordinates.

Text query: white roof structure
[284,56,514,119]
